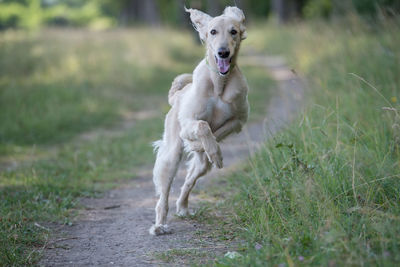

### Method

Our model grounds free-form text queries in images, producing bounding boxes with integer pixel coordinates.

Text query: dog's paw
[206,146,223,169]
[176,208,190,217]
[210,153,223,169]
[149,224,173,236]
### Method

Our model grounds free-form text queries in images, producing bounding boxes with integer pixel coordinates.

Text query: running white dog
[150,6,249,235]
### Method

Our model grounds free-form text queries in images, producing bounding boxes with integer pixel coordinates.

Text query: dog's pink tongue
[217,58,230,73]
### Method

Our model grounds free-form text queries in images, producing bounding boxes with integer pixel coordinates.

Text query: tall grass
[217,18,400,266]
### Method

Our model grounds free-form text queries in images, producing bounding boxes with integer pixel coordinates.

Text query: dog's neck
[206,51,238,96]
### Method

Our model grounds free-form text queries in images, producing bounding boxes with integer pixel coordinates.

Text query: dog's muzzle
[215,56,232,75]
[215,47,232,75]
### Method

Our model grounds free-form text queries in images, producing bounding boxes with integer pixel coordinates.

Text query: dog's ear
[223,6,247,40]
[185,7,212,43]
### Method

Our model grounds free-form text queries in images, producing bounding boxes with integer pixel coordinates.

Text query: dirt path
[39,55,304,266]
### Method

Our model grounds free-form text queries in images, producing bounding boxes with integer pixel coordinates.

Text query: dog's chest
[205,96,233,130]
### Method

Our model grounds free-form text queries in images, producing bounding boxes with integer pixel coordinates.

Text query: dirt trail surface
[40,55,304,266]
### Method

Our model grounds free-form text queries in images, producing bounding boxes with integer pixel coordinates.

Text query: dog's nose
[218,48,230,58]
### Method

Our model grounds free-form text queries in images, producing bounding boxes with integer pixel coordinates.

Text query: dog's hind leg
[150,110,183,236]
[150,140,182,235]
[176,151,211,216]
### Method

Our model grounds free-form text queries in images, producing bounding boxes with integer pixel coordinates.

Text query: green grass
[214,18,400,266]
[0,28,274,265]
[0,28,202,151]
[154,248,214,265]
[242,65,275,122]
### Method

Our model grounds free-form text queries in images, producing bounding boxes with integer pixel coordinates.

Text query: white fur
[149,6,249,235]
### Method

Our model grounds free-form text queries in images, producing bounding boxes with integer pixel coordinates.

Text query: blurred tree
[303,0,332,19]
[352,0,400,16]
[243,0,270,19]
[176,0,188,24]
[156,0,188,25]
[304,0,400,19]
[118,0,160,25]
[207,0,221,16]
[272,0,306,23]
[0,0,399,30]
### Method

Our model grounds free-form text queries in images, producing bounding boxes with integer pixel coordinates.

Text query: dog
[150,6,249,235]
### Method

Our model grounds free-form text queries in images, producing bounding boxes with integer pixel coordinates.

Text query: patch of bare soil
[39,55,304,266]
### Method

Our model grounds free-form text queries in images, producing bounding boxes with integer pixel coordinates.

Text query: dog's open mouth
[215,56,232,75]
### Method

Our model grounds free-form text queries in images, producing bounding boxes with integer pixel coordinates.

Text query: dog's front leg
[213,118,243,142]
[180,120,223,168]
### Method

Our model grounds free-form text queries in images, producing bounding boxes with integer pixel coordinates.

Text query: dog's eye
[230,29,237,35]
[210,29,217,35]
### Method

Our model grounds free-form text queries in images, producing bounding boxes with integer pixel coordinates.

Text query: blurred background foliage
[0,0,399,30]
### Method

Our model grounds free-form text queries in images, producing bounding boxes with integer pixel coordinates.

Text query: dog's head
[185,6,247,75]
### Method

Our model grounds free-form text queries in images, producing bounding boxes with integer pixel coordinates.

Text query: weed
[214,18,400,266]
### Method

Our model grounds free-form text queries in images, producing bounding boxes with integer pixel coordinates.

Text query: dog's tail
[168,73,192,106]
[152,139,163,154]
